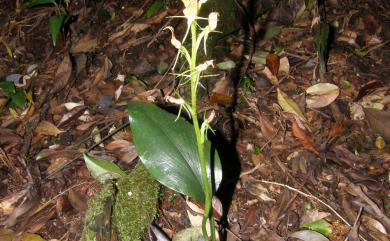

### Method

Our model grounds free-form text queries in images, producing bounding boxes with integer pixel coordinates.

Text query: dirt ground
[0,0,389,240]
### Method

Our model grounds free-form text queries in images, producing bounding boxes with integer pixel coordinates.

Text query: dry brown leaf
[291,121,319,155]
[258,114,275,139]
[35,121,64,136]
[363,108,390,141]
[57,106,87,127]
[0,128,22,146]
[105,140,131,151]
[278,56,290,75]
[54,53,72,93]
[266,53,280,76]
[209,93,233,105]
[306,83,340,108]
[300,209,331,226]
[70,34,98,53]
[68,189,87,212]
[261,67,279,85]
[328,121,344,139]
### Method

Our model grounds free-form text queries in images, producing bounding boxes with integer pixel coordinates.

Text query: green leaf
[147,1,166,18]
[264,25,283,39]
[277,88,307,122]
[22,0,56,8]
[0,81,16,94]
[49,15,66,47]
[340,80,352,89]
[83,153,127,183]
[315,23,330,64]
[302,219,333,237]
[10,89,27,109]
[157,60,169,74]
[128,101,222,202]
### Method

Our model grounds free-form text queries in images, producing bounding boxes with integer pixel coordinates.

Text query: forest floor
[0,0,389,240]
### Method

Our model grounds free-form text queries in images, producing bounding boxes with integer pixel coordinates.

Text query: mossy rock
[81,163,159,241]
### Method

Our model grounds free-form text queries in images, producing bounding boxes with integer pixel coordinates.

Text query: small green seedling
[315,22,330,81]
[0,81,29,111]
[23,0,72,46]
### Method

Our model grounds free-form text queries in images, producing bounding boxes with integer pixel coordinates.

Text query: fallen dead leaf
[266,53,280,76]
[81,56,112,90]
[261,67,279,85]
[306,83,340,108]
[328,121,344,139]
[54,53,72,93]
[277,88,307,122]
[292,121,319,155]
[68,189,87,212]
[35,121,64,136]
[363,108,390,141]
[300,209,331,226]
[209,93,233,105]
[289,230,329,241]
[105,140,131,151]
[70,34,98,54]
[278,56,290,75]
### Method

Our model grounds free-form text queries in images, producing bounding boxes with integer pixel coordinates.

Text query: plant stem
[189,20,216,241]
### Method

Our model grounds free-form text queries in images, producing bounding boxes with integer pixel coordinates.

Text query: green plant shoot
[315,22,330,82]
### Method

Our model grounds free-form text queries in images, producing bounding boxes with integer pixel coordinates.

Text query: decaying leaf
[35,121,64,136]
[54,53,72,93]
[68,189,87,212]
[266,53,280,76]
[363,108,390,141]
[291,121,319,155]
[306,83,340,108]
[70,34,98,53]
[262,67,279,85]
[289,230,329,241]
[279,56,290,75]
[300,210,331,226]
[277,88,307,122]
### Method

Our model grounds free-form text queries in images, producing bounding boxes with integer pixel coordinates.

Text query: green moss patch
[81,163,159,241]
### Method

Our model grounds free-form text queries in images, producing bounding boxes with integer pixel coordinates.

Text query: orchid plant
[164,1,219,240]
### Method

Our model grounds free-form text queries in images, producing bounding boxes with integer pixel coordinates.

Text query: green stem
[189,20,216,241]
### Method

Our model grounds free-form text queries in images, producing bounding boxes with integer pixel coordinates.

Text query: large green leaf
[128,101,222,202]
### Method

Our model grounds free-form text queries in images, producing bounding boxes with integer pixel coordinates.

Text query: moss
[81,163,159,241]
[81,183,116,241]
[113,163,160,241]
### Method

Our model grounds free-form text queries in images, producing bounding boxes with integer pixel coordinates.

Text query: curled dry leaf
[54,53,72,93]
[35,121,64,136]
[277,88,307,122]
[279,56,290,75]
[68,189,87,212]
[306,83,340,108]
[363,108,390,141]
[70,34,98,54]
[300,210,331,227]
[266,53,280,76]
[262,67,279,85]
[289,230,329,241]
[292,121,319,155]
